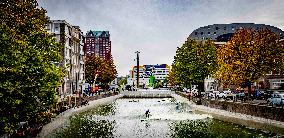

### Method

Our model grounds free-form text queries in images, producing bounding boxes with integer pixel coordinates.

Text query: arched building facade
[188,23,284,92]
[189,23,284,41]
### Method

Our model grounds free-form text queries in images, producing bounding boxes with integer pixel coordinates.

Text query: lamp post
[75,67,79,107]
[135,51,140,90]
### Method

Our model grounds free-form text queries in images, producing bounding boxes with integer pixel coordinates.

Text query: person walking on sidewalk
[188,93,191,101]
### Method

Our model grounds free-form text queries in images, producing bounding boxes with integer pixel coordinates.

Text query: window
[201,32,204,35]
[208,32,210,35]
[55,26,59,32]
[195,32,198,35]
[46,24,50,30]
[214,32,216,35]
[224,27,226,30]
[215,27,219,30]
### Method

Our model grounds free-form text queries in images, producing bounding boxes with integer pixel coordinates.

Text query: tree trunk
[198,81,204,96]
[244,79,251,101]
[248,80,251,100]
[196,81,204,105]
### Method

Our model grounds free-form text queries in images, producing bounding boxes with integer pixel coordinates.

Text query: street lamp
[135,51,140,90]
[74,67,79,107]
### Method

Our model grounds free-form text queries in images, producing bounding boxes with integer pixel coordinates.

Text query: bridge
[122,89,174,98]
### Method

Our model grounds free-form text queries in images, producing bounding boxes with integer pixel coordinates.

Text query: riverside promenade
[38,90,284,137]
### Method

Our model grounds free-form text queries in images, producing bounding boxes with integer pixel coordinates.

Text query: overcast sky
[38,0,284,76]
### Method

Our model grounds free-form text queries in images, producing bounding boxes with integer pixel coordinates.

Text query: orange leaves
[0,0,46,35]
[85,55,117,85]
[215,28,283,86]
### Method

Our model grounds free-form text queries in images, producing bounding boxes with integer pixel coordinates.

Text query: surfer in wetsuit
[145,109,150,118]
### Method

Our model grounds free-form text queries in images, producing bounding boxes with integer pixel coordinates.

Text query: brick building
[84,30,111,60]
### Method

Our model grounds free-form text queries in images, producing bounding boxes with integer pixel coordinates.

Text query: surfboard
[141,115,151,122]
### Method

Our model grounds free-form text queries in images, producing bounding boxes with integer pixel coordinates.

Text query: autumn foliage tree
[171,39,217,93]
[100,57,117,85]
[85,55,117,87]
[168,68,179,86]
[0,0,64,134]
[215,29,284,90]
[85,55,104,84]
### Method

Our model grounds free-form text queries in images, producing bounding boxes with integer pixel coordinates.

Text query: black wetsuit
[145,110,150,118]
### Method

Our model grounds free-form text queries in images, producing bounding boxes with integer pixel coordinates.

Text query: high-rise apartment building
[84,30,111,60]
[46,20,85,102]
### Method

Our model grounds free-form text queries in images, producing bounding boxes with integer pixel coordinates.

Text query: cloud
[38,0,284,76]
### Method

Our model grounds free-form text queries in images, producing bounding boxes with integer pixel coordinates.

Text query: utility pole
[135,51,140,89]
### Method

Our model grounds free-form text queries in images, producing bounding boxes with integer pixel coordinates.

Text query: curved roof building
[189,23,284,42]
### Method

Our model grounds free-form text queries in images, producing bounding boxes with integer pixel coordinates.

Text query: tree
[0,0,64,134]
[215,29,284,91]
[100,57,117,85]
[168,69,175,86]
[155,80,163,88]
[163,77,168,87]
[85,55,104,85]
[85,55,117,86]
[171,39,217,93]
[118,77,127,86]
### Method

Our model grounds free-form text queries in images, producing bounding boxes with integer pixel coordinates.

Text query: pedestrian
[145,109,150,118]
[188,93,191,101]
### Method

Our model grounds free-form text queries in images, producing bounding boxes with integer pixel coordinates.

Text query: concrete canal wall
[176,91,284,122]
[172,93,284,134]
[38,93,124,138]
[200,99,284,122]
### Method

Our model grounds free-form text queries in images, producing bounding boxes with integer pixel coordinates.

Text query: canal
[53,98,281,138]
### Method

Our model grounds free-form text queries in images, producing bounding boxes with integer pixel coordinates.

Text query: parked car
[217,91,233,99]
[267,93,284,106]
[209,91,220,99]
[235,92,245,100]
[125,85,132,91]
